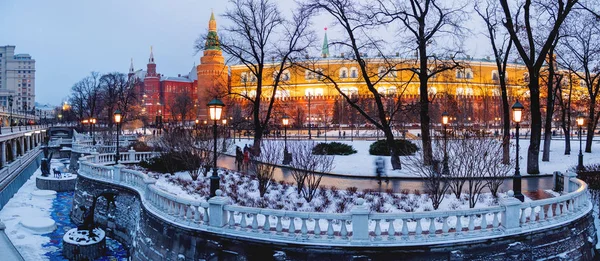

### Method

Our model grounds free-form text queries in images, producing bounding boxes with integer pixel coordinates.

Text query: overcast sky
[0,0,488,106]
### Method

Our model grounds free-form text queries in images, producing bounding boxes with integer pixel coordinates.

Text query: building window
[305,88,314,96]
[492,70,499,81]
[350,67,358,78]
[428,87,437,95]
[241,72,247,83]
[314,88,324,96]
[456,68,473,79]
[305,70,315,80]
[388,86,397,96]
[523,72,530,83]
[339,67,348,78]
[377,87,386,95]
[465,87,474,96]
[456,87,464,95]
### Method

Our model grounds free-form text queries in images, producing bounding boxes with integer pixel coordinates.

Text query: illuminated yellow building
[228,57,535,129]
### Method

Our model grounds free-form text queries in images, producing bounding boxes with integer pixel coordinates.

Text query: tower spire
[129,58,134,74]
[149,46,155,64]
[209,10,217,32]
[322,28,330,58]
[205,11,221,51]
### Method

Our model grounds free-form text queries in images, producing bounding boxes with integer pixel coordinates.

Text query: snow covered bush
[288,141,334,202]
[312,142,357,155]
[368,139,418,156]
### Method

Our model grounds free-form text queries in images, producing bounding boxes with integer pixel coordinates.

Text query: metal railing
[77,151,592,246]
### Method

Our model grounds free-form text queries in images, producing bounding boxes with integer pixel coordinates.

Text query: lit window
[314,88,324,96]
[339,67,348,78]
[377,87,386,95]
[305,88,314,96]
[388,87,397,95]
[350,67,358,78]
[456,87,464,95]
[492,70,499,81]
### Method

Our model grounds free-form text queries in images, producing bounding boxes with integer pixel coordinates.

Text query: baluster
[480,213,488,232]
[301,218,308,238]
[492,212,499,231]
[546,204,554,219]
[179,203,185,218]
[568,199,574,213]
[314,218,321,238]
[529,207,536,224]
[340,220,348,240]
[240,213,247,231]
[203,207,209,224]
[520,208,527,225]
[387,219,396,240]
[263,214,270,234]
[276,216,283,235]
[228,211,236,228]
[401,219,409,240]
[455,215,463,236]
[194,206,201,223]
[442,217,449,236]
[468,215,475,232]
[327,219,334,239]
[374,219,382,241]
[556,202,563,217]
[288,217,296,237]
[415,218,422,239]
[251,214,259,232]
[539,206,545,222]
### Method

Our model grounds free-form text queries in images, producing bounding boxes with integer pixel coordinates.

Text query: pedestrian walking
[375,157,387,184]
[235,146,243,170]
[243,149,250,172]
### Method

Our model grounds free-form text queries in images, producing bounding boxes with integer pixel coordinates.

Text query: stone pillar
[563,171,578,194]
[19,137,24,156]
[351,198,369,241]
[113,164,122,182]
[11,139,17,159]
[91,152,99,163]
[500,190,522,233]
[208,190,228,227]
[128,149,136,163]
[1,141,6,166]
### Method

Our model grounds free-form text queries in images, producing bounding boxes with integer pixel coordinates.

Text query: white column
[1,141,6,166]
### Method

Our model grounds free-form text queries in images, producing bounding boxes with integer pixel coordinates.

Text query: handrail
[76,151,592,246]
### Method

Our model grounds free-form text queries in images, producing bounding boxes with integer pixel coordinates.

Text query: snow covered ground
[0,160,63,261]
[227,137,598,177]
[149,169,536,214]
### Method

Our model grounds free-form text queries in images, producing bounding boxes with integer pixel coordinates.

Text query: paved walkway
[217,154,554,195]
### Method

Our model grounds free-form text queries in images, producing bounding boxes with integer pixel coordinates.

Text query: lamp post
[442,111,449,175]
[114,110,122,165]
[308,94,312,139]
[577,113,585,172]
[208,98,225,197]
[91,118,97,145]
[512,100,525,202]
[282,114,291,164]
[8,96,13,132]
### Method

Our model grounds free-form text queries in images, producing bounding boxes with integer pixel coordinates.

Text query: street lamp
[8,96,13,132]
[208,98,225,197]
[282,114,291,164]
[442,111,449,175]
[511,100,525,202]
[114,110,122,165]
[91,118,97,145]
[577,113,585,172]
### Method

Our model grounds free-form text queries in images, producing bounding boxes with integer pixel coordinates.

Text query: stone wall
[72,175,598,261]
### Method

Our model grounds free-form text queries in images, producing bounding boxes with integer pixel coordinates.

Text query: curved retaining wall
[72,174,597,261]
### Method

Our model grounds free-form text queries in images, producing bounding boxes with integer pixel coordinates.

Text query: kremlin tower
[196,12,228,119]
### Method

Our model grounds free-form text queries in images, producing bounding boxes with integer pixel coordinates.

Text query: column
[11,139,16,159]
[1,141,6,166]
[19,137,24,156]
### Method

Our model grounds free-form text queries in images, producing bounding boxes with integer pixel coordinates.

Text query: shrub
[130,141,153,152]
[312,142,357,155]
[368,139,418,156]
[139,151,200,175]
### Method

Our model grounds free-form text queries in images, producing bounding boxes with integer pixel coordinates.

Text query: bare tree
[298,0,424,169]
[168,89,196,124]
[288,141,334,202]
[483,140,513,198]
[475,0,514,164]
[555,74,574,154]
[404,138,449,210]
[560,9,600,153]
[195,0,313,155]
[499,0,579,173]
[249,140,282,197]
[99,72,127,128]
[372,0,467,166]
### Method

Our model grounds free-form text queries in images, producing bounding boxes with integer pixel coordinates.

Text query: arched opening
[6,142,14,162]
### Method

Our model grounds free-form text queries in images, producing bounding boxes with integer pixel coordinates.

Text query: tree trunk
[253,125,264,156]
[384,128,401,169]
[585,105,596,153]
[418,45,433,165]
[542,131,552,162]
[527,76,541,174]
[562,122,571,155]
[500,76,511,164]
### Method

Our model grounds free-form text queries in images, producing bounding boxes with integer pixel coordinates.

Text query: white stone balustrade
[76,151,593,247]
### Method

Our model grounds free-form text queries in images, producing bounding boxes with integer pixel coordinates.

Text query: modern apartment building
[0,45,36,112]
